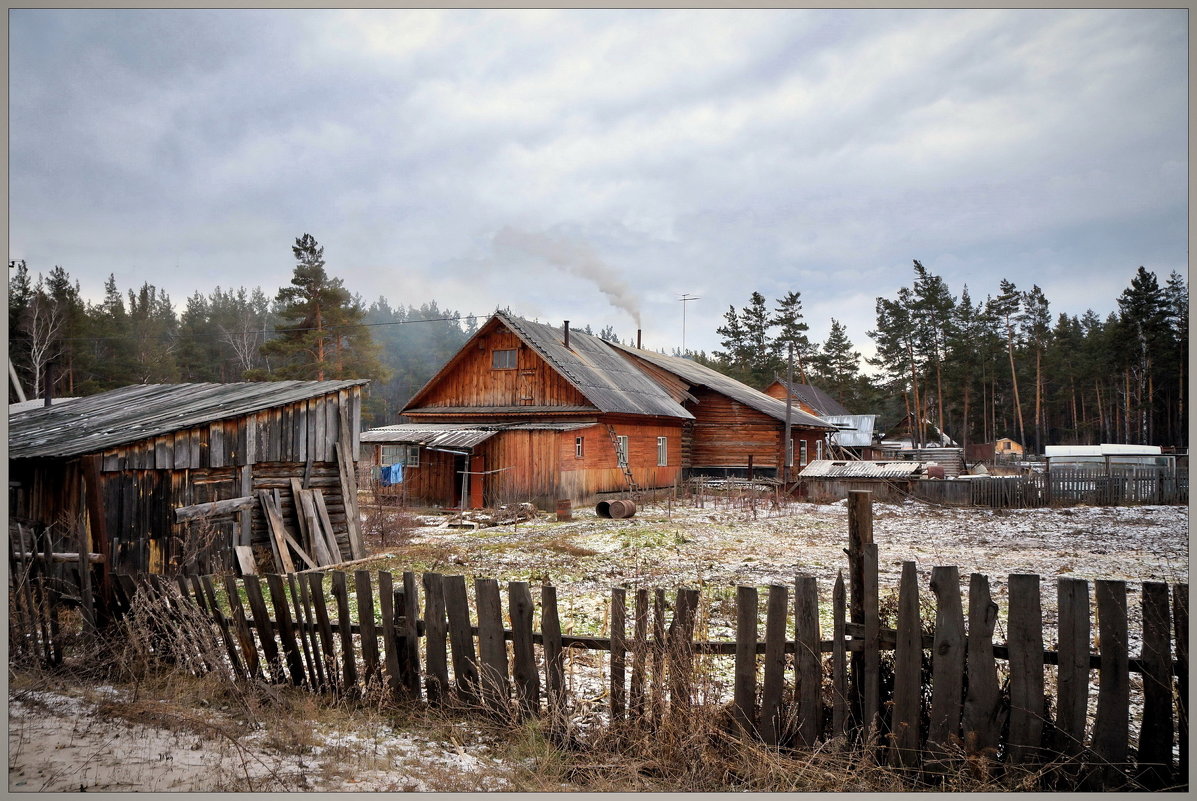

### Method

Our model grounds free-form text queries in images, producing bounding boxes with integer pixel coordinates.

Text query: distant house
[373,311,836,509]
[994,437,1024,459]
[9,380,367,576]
[763,379,880,458]
[763,379,851,417]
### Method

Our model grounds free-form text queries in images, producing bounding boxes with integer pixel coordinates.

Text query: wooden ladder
[605,424,641,497]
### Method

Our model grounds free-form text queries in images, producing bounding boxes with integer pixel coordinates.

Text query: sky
[8,8,1189,365]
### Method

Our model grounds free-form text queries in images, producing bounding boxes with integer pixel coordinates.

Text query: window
[492,349,517,369]
[785,437,794,468]
[616,435,629,468]
[657,436,668,466]
[799,440,809,467]
[816,439,824,461]
[381,444,420,467]
[405,445,420,467]
[575,436,585,459]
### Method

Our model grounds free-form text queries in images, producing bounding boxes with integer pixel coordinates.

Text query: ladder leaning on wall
[604,424,641,498]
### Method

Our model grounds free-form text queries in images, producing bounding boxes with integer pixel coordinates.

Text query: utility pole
[784,343,794,485]
[678,293,700,356]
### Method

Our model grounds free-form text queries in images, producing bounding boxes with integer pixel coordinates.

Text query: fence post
[847,490,873,730]
[862,542,880,745]
[329,571,358,695]
[1007,573,1045,766]
[1175,583,1189,787]
[928,566,964,759]
[610,587,627,723]
[354,570,380,690]
[475,578,510,715]
[1055,577,1090,760]
[377,571,402,699]
[422,573,449,705]
[890,561,921,768]
[510,581,539,719]
[963,573,1000,762]
[244,574,283,684]
[762,583,789,746]
[832,572,848,738]
[305,572,338,694]
[795,574,821,747]
[630,588,649,720]
[401,572,421,698]
[733,585,758,736]
[541,585,564,716]
[1091,580,1129,789]
[1136,582,1173,789]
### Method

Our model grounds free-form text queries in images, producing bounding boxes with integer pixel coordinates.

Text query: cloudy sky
[8,8,1188,362]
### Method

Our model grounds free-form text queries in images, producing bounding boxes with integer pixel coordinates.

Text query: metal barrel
[595,500,612,518]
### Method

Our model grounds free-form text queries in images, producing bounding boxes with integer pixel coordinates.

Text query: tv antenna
[678,293,700,355]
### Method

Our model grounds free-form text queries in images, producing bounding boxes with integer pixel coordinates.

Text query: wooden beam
[174,495,257,523]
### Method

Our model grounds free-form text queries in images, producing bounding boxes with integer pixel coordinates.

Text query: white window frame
[381,445,405,465]
[657,436,668,466]
[575,436,585,459]
[785,437,794,468]
[616,435,629,468]
[492,348,517,369]
[405,445,420,467]
[799,439,809,467]
[816,439,824,461]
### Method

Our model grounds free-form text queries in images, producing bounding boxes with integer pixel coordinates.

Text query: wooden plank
[847,489,873,729]
[265,573,306,686]
[630,588,649,720]
[1092,580,1129,789]
[652,588,666,725]
[201,575,245,680]
[257,490,296,574]
[334,442,365,560]
[668,588,699,714]
[1006,573,1044,765]
[312,490,345,563]
[963,573,1001,759]
[174,495,256,523]
[443,575,479,704]
[242,575,282,683]
[890,561,920,768]
[541,584,565,714]
[305,572,336,694]
[210,422,226,468]
[377,571,402,699]
[298,490,334,566]
[289,478,312,547]
[761,583,788,746]
[288,572,320,689]
[610,586,627,722]
[234,545,257,576]
[1176,583,1189,788]
[401,572,421,698]
[330,571,358,694]
[928,566,965,755]
[423,573,450,704]
[223,575,261,680]
[733,584,758,735]
[509,581,539,719]
[1136,582,1173,789]
[1055,577,1090,759]
[475,577,510,714]
[795,574,821,748]
[861,542,880,741]
[355,570,381,689]
[832,571,848,738]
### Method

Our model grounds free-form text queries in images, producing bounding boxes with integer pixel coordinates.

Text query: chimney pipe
[563,320,570,350]
[637,329,642,349]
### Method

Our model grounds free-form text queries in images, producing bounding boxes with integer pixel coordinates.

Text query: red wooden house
[369,311,835,509]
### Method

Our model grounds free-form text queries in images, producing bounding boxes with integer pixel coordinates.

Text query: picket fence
[8,492,1189,791]
[911,468,1189,509]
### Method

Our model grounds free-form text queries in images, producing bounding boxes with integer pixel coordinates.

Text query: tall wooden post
[847,490,873,730]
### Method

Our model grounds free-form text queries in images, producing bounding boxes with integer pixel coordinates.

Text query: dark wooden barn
[390,312,690,508]
[8,380,367,577]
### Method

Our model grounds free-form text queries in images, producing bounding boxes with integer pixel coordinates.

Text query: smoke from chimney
[493,226,642,327]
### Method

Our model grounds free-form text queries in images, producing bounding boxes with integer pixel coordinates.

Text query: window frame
[575,436,585,459]
[491,348,517,370]
[616,435,629,468]
[657,436,668,467]
[799,439,809,467]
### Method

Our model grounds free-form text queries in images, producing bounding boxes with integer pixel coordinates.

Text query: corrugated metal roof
[771,380,852,416]
[823,414,878,448]
[9,380,367,460]
[799,460,925,478]
[611,344,835,430]
[362,421,594,448]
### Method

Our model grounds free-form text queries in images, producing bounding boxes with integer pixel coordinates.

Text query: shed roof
[770,380,852,416]
[404,311,692,421]
[799,459,925,478]
[611,344,835,430]
[9,380,367,460]
[823,414,878,448]
[362,421,593,450]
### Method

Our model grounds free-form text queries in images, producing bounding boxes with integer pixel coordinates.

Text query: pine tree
[770,291,813,384]
[1018,285,1051,454]
[811,318,861,406]
[910,261,957,442]
[258,234,387,382]
[988,280,1026,449]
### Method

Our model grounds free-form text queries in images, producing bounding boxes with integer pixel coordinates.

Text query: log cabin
[763,379,851,417]
[8,380,367,577]
[371,311,835,509]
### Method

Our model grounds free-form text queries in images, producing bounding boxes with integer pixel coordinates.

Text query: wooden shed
[9,380,367,577]
[392,312,691,508]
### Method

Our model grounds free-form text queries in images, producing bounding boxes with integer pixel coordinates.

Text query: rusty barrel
[596,500,612,518]
[609,499,637,519]
[556,499,573,521]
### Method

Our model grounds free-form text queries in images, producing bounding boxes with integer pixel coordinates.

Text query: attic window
[492,349,517,369]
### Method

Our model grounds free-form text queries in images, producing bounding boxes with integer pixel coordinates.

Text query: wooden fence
[8,493,1188,790]
[911,468,1188,509]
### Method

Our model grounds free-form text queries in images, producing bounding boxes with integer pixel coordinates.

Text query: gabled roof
[611,344,835,430]
[403,311,692,420]
[770,379,851,417]
[9,380,367,460]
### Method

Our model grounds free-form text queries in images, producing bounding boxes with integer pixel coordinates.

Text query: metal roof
[403,312,692,421]
[823,414,878,448]
[610,344,835,430]
[362,421,595,449]
[8,397,83,414]
[799,459,925,478]
[9,380,367,460]
[770,380,852,416]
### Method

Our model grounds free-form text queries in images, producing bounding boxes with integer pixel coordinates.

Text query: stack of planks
[253,481,346,575]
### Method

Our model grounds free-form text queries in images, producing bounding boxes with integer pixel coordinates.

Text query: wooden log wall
[686,388,824,473]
